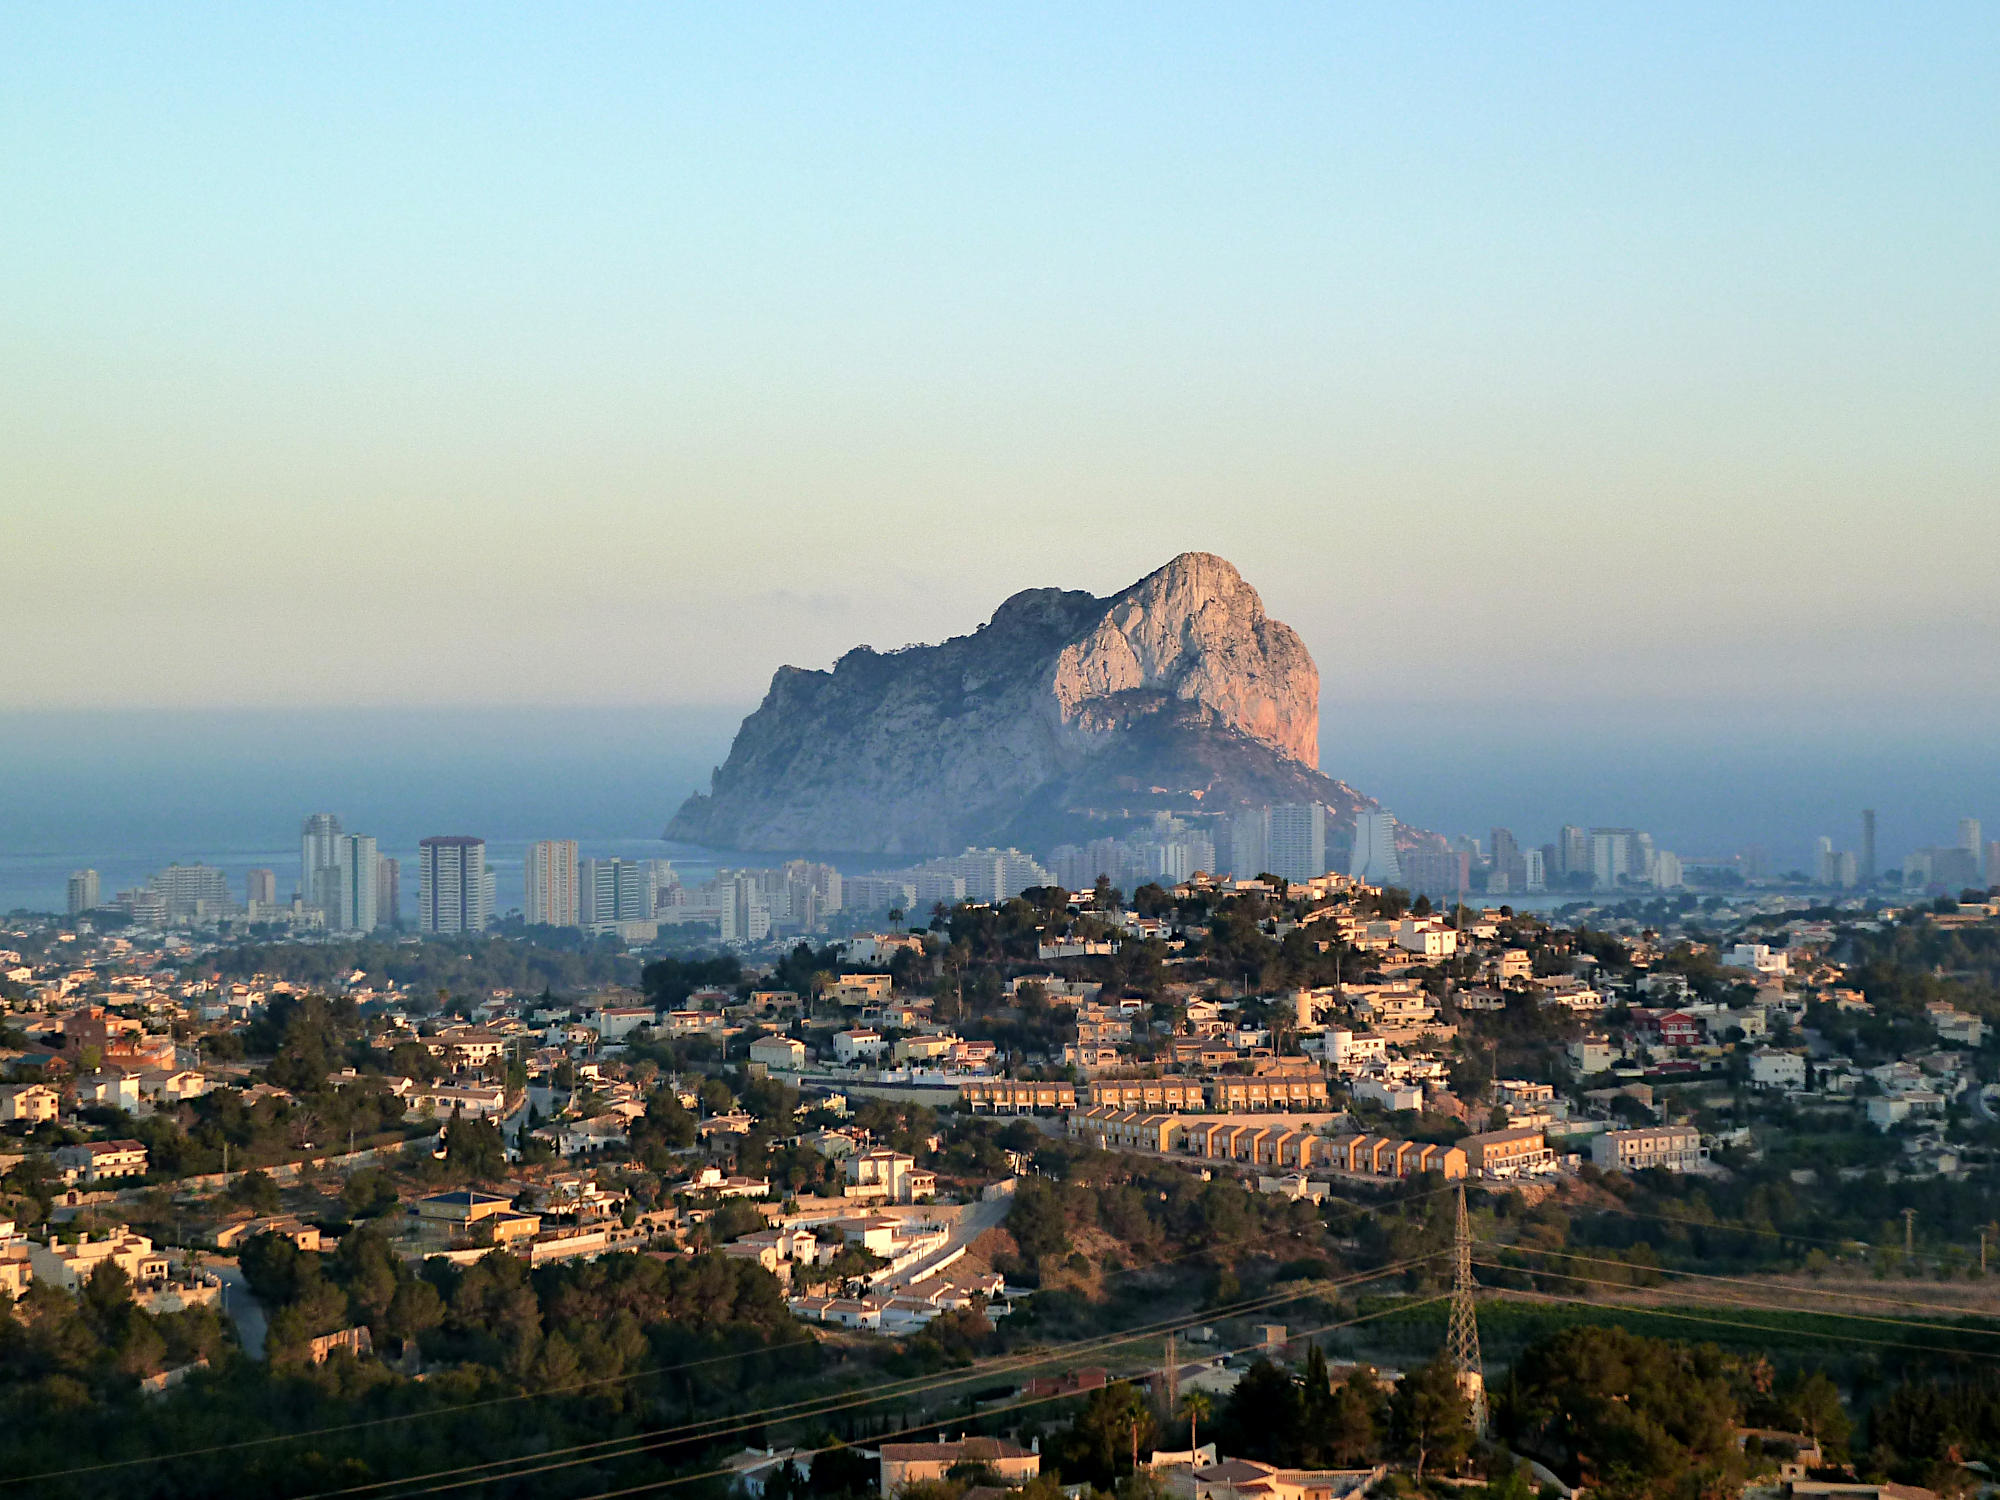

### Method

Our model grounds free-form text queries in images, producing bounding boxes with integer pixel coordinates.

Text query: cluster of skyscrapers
[523,840,674,936]
[1046,807,1338,894]
[1816,812,1995,892]
[300,814,396,932]
[847,847,1054,914]
[522,840,845,942]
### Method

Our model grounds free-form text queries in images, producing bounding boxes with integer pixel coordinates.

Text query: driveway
[205,1257,268,1361]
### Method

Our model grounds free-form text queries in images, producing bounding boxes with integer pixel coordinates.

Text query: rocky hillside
[667,552,1375,855]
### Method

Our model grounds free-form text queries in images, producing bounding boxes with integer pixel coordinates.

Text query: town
[5,819,1999,1499]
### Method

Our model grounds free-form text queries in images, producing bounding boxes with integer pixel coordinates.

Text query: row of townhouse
[958,1080,1079,1113]
[1085,1074,1332,1112]
[1065,1108,1470,1180]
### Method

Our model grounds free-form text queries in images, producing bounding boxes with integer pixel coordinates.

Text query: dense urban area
[9,813,2000,1500]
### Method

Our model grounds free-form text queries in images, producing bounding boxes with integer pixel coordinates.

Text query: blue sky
[4,4,1996,744]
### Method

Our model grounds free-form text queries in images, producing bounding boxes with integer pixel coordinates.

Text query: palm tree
[1180,1390,1213,1453]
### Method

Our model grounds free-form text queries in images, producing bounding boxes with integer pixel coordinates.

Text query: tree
[444,1112,506,1183]
[1006,1178,1070,1269]
[1219,1358,1303,1463]
[1323,1369,1385,1467]
[1779,1369,1852,1454]
[810,1445,876,1500]
[1053,1381,1158,1486]
[227,1168,282,1216]
[1180,1390,1213,1452]
[81,1258,134,1322]
[1390,1357,1473,1480]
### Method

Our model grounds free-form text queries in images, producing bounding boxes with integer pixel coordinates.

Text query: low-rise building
[1351,1077,1423,1112]
[1749,1049,1808,1090]
[1177,1456,1378,1500]
[878,1437,1039,1497]
[1459,1126,1554,1178]
[844,1149,936,1203]
[1567,1038,1617,1075]
[832,1029,885,1065]
[1590,1125,1705,1174]
[749,1036,807,1070]
[214,1216,324,1252]
[1722,943,1790,977]
[958,1079,1077,1113]
[1325,1031,1389,1072]
[0,1083,61,1123]
[1206,1075,1329,1112]
[54,1139,149,1183]
[29,1228,169,1292]
[1088,1078,1208,1112]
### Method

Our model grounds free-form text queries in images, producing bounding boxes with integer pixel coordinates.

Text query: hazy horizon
[3,698,1991,912]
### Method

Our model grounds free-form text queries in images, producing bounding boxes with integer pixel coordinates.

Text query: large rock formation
[667,552,1374,854]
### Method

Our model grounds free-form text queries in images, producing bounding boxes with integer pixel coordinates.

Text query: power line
[1573,1196,1969,1267]
[1475,1240,2000,1337]
[297,1258,1444,1500]
[1471,1271,2000,1364]
[407,1295,1456,1500]
[0,1219,1349,1488]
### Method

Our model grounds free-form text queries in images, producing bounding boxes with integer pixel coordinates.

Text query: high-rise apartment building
[1963,819,1985,879]
[300,813,343,903]
[1228,811,1269,881]
[1489,827,1526,892]
[1265,803,1328,884]
[721,874,773,944]
[310,835,378,931]
[1812,839,1858,888]
[150,863,232,919]
[1401,834,1465,903]
[1589,829,1640,890]
[1348,812,1402,886]
[329,835,378,931]
[1930,845,1979,891]
[900,848,1054,905]
[418,837,489,934]
[580,857,653,930]
[1861,809,1877,884]
[1559,825,1590,883]
[525,840,580,927]
[245,868,277,906]
[378,857,400,927]
[66,869,100,917]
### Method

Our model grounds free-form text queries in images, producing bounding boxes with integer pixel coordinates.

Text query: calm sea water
[0,706,1991,913]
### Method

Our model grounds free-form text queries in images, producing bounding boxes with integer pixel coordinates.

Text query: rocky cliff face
[667,552,1371,854]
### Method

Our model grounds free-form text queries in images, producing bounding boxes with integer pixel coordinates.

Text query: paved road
[206,1259,268,1361]
[500,1084,561,1147]
[888,1194,1012,1290]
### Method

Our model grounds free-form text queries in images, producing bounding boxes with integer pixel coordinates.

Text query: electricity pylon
[1446,1183,1487,1434]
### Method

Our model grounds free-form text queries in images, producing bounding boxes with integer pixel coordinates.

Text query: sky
[3,6,1997,869]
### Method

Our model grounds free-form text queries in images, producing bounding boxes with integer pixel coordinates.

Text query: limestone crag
[668,552,1371,855]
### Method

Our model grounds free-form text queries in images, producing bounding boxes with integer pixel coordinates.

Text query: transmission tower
[1446,1183,1487,1434]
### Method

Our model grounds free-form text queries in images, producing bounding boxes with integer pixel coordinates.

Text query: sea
[0,705,1992,914]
